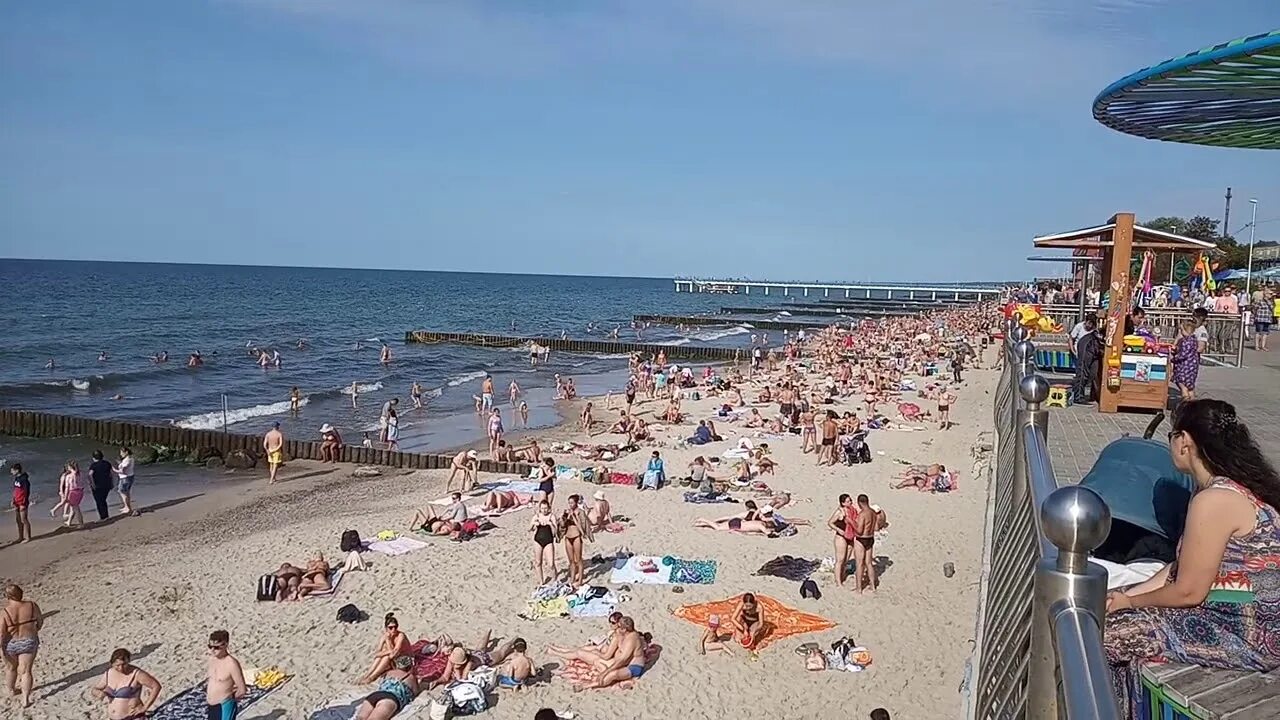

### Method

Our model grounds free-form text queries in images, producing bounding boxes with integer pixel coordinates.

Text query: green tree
[1140,215,1250,276]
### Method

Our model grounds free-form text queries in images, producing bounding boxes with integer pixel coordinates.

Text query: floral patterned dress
[1105,477,1280,716]
[1171,334,1199,391]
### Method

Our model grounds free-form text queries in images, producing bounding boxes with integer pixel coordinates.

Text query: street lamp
[1246,199,1258,296]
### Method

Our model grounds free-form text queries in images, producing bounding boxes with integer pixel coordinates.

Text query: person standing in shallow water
[10,464,32,544]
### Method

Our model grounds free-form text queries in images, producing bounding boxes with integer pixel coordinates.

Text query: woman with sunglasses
[356,613,411,685]
[1104,399,1280,714]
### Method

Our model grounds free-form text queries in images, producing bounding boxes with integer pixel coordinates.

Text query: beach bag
[256,574,278,602]
[340,529,361,553]
[800,579,821,600]
[336,603,364,623]
[805,648,828,671]
[447,681,488,715]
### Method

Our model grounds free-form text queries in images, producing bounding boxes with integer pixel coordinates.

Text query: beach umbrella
[1213,268,1249,282]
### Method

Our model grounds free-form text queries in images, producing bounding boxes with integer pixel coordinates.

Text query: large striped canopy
[1093,30,1280,150]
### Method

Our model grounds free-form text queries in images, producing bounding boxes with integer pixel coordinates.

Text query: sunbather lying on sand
[297,552,332,597]
[432,630,527,689]
[891,463,953,492]
[483,490,534,513]
[273,563,303,601]
[693,512,775,536]
[409,505,457,536]
[356,655,419,720]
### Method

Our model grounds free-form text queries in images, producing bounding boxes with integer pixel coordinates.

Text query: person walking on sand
[1,584,42,709]
[88,450,114,522]
[205,630,246,720]
[10,464,32,545]
[56,460,85,529]
[112,448,138,517]
[263,422,285,484]
[938,386,957,431]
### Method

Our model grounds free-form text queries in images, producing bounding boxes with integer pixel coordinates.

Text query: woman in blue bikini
[92,648,163,719]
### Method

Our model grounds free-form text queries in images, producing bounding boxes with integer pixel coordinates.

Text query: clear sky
[1,1,1277,282]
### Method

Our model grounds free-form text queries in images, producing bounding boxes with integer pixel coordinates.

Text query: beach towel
[367,536,429,556]
[406,640,450,682]
[151,675,289,720]
[559,644,662,689]
[608,555,672,585]
[307,689,366,720]
[673,594,835,651]
[754,556,821,582]
[668,558,718,585]
[307,569,345,598]
[683,491,734,504]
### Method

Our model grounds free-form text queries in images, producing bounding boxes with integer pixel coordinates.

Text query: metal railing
[1032,303,1246,366]
[968,320,1122,720]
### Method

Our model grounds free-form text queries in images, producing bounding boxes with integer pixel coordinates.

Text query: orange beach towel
[672,593,836,651]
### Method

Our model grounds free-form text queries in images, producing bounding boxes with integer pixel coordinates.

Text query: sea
[0,260,821,456]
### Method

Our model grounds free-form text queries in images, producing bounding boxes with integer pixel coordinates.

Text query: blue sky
[1,1,1277,282]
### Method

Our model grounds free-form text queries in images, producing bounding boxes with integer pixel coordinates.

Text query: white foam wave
[426,387,445,398]
[175,398,307,430]
[668,338,691,346]
[341,382,384,395]
[43,378,92,390]
[446,370,487,387]
[778,311,792,316]
[690,326,751,342]
[589,353,631,360]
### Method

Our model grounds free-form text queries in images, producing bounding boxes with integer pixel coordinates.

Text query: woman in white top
[113,447,137,517]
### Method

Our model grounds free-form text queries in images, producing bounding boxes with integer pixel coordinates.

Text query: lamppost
[1246,199,1258,297]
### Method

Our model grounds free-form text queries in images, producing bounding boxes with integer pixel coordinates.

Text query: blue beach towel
[152,680,283,720]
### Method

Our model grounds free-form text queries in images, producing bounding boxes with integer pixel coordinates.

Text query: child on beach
[54,461,85,528]
[1171,319,1200,401]
[699,614,734,655]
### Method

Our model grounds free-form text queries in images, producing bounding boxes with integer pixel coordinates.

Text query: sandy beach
[3,354,996,720]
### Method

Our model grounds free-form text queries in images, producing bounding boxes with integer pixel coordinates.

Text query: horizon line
[1,256,1015,286]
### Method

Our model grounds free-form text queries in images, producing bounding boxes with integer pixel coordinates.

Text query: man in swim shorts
[580,616,647,689]
[494,637,535,690]
[10,463,32,544]
[851,494,879,595]
[481,375,495,411]
[262,422,285,484]
[205,629,246,720]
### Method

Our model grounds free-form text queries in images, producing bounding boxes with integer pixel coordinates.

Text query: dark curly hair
[1173,399,1280,511]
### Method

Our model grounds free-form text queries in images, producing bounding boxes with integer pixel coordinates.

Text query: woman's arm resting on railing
[1110,490,1243,612]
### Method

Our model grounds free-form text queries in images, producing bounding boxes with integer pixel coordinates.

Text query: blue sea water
[1,260,786,451]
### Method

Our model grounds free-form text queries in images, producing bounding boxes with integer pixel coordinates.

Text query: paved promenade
[1043,349,1280,720]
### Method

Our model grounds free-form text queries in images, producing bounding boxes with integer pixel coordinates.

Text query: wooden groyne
[0,409,532,476]
[404,330,741,361]
[632,314,824,331]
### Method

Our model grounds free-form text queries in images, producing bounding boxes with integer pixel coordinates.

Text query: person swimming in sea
[97,351,108,362]
[44,359,55,370]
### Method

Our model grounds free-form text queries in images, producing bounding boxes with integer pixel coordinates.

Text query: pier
[718,305,921,317]
[632,314,827,331]
[0,409,533,475]
[674,278,1004,301]
[404,330,742,361]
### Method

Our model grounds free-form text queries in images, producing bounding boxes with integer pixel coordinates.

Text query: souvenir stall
[1032,213,1216,414]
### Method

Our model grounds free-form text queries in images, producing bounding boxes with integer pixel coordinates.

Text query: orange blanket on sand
[672,594,836,651]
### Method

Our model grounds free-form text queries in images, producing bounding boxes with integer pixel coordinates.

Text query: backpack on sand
[340,529,361,553]
[256,574,278,602]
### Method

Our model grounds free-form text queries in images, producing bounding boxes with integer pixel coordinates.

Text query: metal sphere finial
[1019,374,1050,404]
[1041,486,1111,555]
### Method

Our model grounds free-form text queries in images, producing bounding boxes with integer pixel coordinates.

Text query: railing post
[1032,485,1118,719]
[1011,344,1037,510]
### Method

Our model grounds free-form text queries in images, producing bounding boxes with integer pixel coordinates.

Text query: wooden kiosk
[1032,213,1216,414]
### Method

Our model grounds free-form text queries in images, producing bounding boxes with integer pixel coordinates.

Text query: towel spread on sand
[367,536,429,556]
[308,689,435,720]
[673,594,836,651]
[608,556,717,585]
[753,556,821,582]
[559,644,662,688]
[152,677,288,720]
[683,491,734,504]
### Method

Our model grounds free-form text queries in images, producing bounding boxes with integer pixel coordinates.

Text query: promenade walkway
[1044,349,1280,719]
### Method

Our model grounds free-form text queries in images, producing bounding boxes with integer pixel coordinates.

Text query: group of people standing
[9,447,137,545]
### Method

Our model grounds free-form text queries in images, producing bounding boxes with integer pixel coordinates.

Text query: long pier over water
[675,278,1003,301]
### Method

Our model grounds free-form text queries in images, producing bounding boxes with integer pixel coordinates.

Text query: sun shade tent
[1079,437,1193,542]
[1032,214,1217,414]
[1092,30,1280,150]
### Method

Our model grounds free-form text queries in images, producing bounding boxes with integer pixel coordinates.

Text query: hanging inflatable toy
[1190,253,1216,293]
[1001,302,1064,335]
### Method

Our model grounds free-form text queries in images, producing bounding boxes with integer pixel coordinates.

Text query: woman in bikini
[357,613,412,685]
[92,648,162,720]
[693,502,772,535]
[732,593,765,649]
[297,552,332,598]
[409,505,456,536]
[826,494,858,587]
[356,655,418,720]
[1,584,41,709]
[560,494,594,587]
[530,500,560,585]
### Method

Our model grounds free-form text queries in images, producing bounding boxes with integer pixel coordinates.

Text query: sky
[1,1,1277,282]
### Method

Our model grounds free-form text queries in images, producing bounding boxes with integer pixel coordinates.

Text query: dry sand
[2,359,997,720]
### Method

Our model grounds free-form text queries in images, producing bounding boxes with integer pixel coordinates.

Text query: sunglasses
[208,644,226,650]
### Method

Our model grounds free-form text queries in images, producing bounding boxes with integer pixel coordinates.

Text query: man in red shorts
[10,463,32,544]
